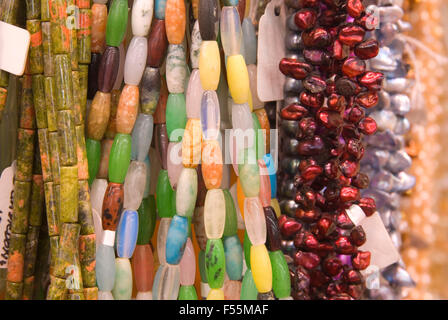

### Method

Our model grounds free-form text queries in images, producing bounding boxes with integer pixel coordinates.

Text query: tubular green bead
[108,133,132,184]
[7,233,26,284]
[243,231,252,270]
[16,128,35,182]
[59,166,79,223]
[0,71,9,87]
[11,181,31,234]
[25,0,41,19]
[32,75,47,129]
[155,169,176,218]
[49,235,60,273]
[137,195,157,245]
[1,0,20,25]
[72,71,82,125]
[75,124,89,181]
[198,249,207,283]
[19,76,35,130]
[69,28,78,71]
[22,276,35,300]
[41,22,54,76]
[178,285,198,300]
[26,20,44,74]
[5,281,23,300]
[78,65,88,118]
[44,182,60,236]
[78,181,95,235]
[29,175,44,226]
[57,110,77,166]
[54,223,81,278]
[23,226,40,278]
[37,129,52,182]
[79,234,96,287]
[46,276,66,300]
[48,131,61,184]
[44,76,58,132]
[49,0,70,54]
[223,189,238,237]
[41,0,50,21]
[54,55,74,111]
[78,9,92,64]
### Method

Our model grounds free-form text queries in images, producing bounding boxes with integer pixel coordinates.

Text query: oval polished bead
[227,54,250,104]
[250,244,272,293]
[96,244,116,291]
[116,210,139,258]
[167,142,183,188]
[238,148,260,197]
[147,19,168,68]
[186,69,204,119]
[98,139,114,179]
[178,285,198,300]
[152,264,180,300]
[242,18,257,65]
[166,44,187,93]
[264,206,281,252]
[244,197,267,245]
[207,288,224,300]
[258,160,271,207]
[201,140,223,189]
[201,91,220,140]
[247,64,263,110]
[91,4,107,53]
[198,0,219,40]
[182,119,202,168]
[223,189,238,237]
[124,161,147,210]
[91,178,108,215]
[165,0,186,44]
[88,53,102,98]
[98,46,120,93]
[154,0,167,19]
[166,93,187,142]
[220,6,242,56]
[87,91,111,140]
[140,67,161,115]
[205,239,226,289]
[116,84,139,134]
[132,0,154,37]
[190,21,202,69]
[157,217,171,264]
[102,182,124,230]
[241,269,258,300]
[113,44,126,90]
[199,41,221,91]
[112,258,133,300]
[86,138,101,185]
[155,124,169,169]
[124,36,147,86]
[106,0,129,47]
[176,168,198,217]
[155,170,176,218]
[179,238,196,285]
[137,196,157,244]
[204,189,226,239]
[131,113,154,161]
[223,235,243,281]
[252,113,264,160]
[133,244,155,292]
[165,215,189,265]
[269,250,291,299]
[108,133,132,183]
[223,279,242,300]
[143,156,152,198]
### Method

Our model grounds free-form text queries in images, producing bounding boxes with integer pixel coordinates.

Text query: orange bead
[133,244,155,292]
[236,177,245,219]
[91,4,107,53]
[165,0,186,44]
[97,138,114,179]
[201,140,223,189]
[116,84,139,134]
[255,108,271,152]
[182,119,202,168]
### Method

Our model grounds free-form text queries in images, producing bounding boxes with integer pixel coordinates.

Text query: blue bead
[96,244,116,291]
[116,210,139,258]
[165,214,189,265]
[154,0,167,19]
[263,153,277,198]
[223,235,243,280]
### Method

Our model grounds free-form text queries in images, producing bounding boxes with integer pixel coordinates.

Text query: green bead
[112,258,132,300]
[137,196,157,245]
[178,285,198,300]
[238,147,260,197]
[108,133,132,183]
[269,250,291,299]
[86,138,100,185]
[240,269,258,300]
[223,189,238,237]
[205,239,225,289]
[198,250,207,283]
[106,0,129,47]
[156,170,176,218]
[252,113,265,160]
[166,93,187,142]
[243,231,252,270]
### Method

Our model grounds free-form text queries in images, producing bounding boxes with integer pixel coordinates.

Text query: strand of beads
[278,0,381,300]
[0,0,19,122]
[96,0,128,300]
[361,2,415,299]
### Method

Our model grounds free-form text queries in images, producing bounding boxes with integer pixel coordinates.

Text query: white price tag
[0,21,30,76]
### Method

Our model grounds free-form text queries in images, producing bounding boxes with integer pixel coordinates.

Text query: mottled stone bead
[124,36,147,86]
[116,84,139,134]
[166,44,187,93]
[98,46,120,93]
[223,235,243,281]
[199,41,221,91]
[131,114,154,161]
[91,4,107,53]
[190,21,202,69]
[131,0,154,37]
[140,67,160,115]
[112,258,133,300]
[165,215,189,265]
[204,189,226,239]
[101,182,124,230]
[198,0,219,40]
[182,119,202,168]
[165,0,186,44]
[116,210,138,258]
[205,239,226,289]
[201,140,223,189]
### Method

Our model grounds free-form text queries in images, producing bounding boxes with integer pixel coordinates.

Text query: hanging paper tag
[257,0,286,102]
[0,162,16,268]
[0,21,30,76]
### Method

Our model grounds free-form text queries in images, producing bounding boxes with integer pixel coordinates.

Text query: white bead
[132,0,154,36]
[124,36,148,85]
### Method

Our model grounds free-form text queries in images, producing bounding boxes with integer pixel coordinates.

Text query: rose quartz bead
[179,238,196,285]
[167,141,183,189]
[186,69,204,119]
[133,244,155,292]
[244,197,267,245]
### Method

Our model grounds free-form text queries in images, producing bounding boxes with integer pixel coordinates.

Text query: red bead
[294,9,318,31]
[359,71,384,91]
[358,116,377,135]
[301,165,323,182]
[299,118,317,137]
[339,25,365,47]
[340,159,359,177]
[295,251,321,270]
[295,208,321,222]
[317,109,343,129]
[342,269,362,284]
[335,236,356,254]
[339,186,360,203]
[352,173,369,189]
[310,270,331,287]
[280,103,309,120]
[350,226,366,246]
[346,284,363,299]
[345,106,365,123]
[298,135,325,156]
[300,91,324,108]
[346,138,364,159]
[326,282,345,296]
[302,27,332,48]
[352,251,371,270]
[355,39,380,59]
[335,210,355,229]
[317,215,335,236]
[323,257,343,276]
[347,0,364,18]
[355,90,379,108]
[358,197,376,216]
[279,58,312,80]
[280,218,303,238]
[342,57,366,78]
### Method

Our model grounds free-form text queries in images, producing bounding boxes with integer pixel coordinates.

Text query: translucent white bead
[90,178,108,215]
[204,189,226,239]
[124,36,148,85]
[186,69,204,119]
[220,6,242,57]
[131,113,154,162]
[244,197,266,245]
[176,168,198,217]
[132,0,154,37]
[124,161,147,210]
[190,20,202,69]
[200,90,221,140]
[152,264,180,300]
[242,18,257,65]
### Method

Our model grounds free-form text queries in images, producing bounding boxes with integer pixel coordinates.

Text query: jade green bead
[109,133,132,184]
[137,196,157,245]
[106,0,129,47]
[156,170,176,218]
[243,231,252,270]
[252,113,265,160]
[269,250,291,299]
[223,189,238,237]
[198,250,207,283]
[241,269,258,300]
[86,138,100,185]
[205,239,225,289]
[178,285,198,300]
[166,93,187,142]
[238,147,260,197]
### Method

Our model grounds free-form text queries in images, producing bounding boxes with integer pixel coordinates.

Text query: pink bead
[244,197,267,246]
[179,238,196,286]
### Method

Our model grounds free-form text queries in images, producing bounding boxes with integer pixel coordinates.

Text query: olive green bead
[269,250,291,299]
[108,133,132,184]
[205,239,225,289]
[223,189,238,237]
[243,231,251,270]
[59,166,78,223]
[137,196,157,245]
[198,249,207,283]
[86,138,100,185]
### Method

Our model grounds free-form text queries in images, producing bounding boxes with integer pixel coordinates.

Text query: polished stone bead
[270,250,291,298]
[86,138,101,185]
[198,0,219,40]
[155,170,176,218]
[166,44,187,93]
[205,239,226,289]
[147,19,168,68]
[199,41,221,91]
[201,140,223,189]
[264,206,281,251]
[98,46,120,93]
[116,85,139,134]
[240,269,258,300]
[250,244,272,293]
[238,148,260,197]
[102,182,124,230]
[201,90,221,140]
[91,4,108,53]
[124,36,147,86]
[244,197,267,246]
[124,161,147,210]
[223,235,243,281]
[167,142,183,188]
[157,217,171,264]
[116,210,138,258]
[106,0,129,47]
[179,238,196,286]
[166,93,187,142]
[165,215,189,265]
[207,288,224,300]
[242,18,257,65]
[131,0,154,37]
[96,244,116,291]
[91,178,108,215]
[220,6,242,56]
[155,124,169,169]
[87,91,111,141]
[176,168,198,217]
[165,0,186,44]
[131,114,154,162]
[133,244,155,291]
[204,189,226,239]
[152,264,180,300]
[227,55,250,104]
[108,133,132,184]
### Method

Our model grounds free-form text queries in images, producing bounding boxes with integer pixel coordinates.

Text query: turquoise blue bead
[96,244,116,291]
[263,153,277,198]
[154,0,167,19]
[223,235,243,281]
[131,113,154,162]
[165,214,189,265]
[116,210,139,258]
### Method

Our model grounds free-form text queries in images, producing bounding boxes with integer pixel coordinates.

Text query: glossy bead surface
[98,139,114,179]
[116,85,139,134]
[222,189,238,237]
[87,91,111,140]
[165,0,186,44]
[124,37,147,86]
[112,258,132,300]
[207,288,224,300]
[238,148,260,197]
[205,239,225,289]
[140,67,161,115]
[242,18,257,65]
[199,41,220,91]
[224,235,243,281]
[270,250,291,299]
[250,244,272,293]
[98,46,120,93]
[147,19,168,67]
[186,69,204,119]
[86,139,101,185]
[244,197,267,246]
[220,6,242,56]
[179,238,196,286]
[201,91,221,140]
[133,244,155,291]
[156,218,171,264]
[154,0,167,19]
[91,4,107,53]
[247,64,263,110]
[166,44,187,93]
[116,210,139,258]
[204,189,226,239]
[201,140,223,189]
[124,161,147,210]
[190,21,202,69]
[165,215,189,265]
[178,285,198,300]
[102,182,124,230]
[155,170,176,218]
[176,168,198,217]
[167,142,183,188]
[108,133,132,184]
[166,93,187,142]
[182,119,202,168]
[106,0,129,47]
[91,178,108,215]
[132,0,154,36]
[96,244,116,291]
[198,0,219,40]
[131,114,154,161]
[227,55,249,104]
[137,195,156,244]
[241,269,258,300]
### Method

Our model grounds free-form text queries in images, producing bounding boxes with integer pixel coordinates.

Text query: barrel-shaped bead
[250,244,272,293]
[179,238,196,286]
[207,288,224,300]
[96,244,116,291]
[201,140,223,189]
[124,161,147,210]
[106,0,129,47]
[140,67,161,115]
[205,239,225,289]
[133,244,155,292]
[269,250,291,299]
[238,148,260,197]
[137,196,157,244]
[220,6,242,56]
[227,55,250,104]
[240,269,258,300]
[157,217,171,264]
[244,197,266,246]
[166,44,187,93]
[198,0,219,40]
[166,93,187,142]
[86,138,101,185]
[109,133,132,184]
[167,142,183,188]
[116,210,139,258]
[98,46,120,93]
[147,19,168,67]
[116,84,139,134]
[124,36,147,85]
[200,91,220,140]
[102,182,124,230]
[182,119,202,168]
[154,0,167,19]
[223,189,238,236]
[155,170,176,218]
[242,18,257,65]
[204,189,226,239]
[190,21,202,69]
[199,41,220,91]
[165,0,186,44]
[87,91,111,140]
[152,264,180,300]
[186,69,203,119]
[165,215,189,265]
[223,235,243,281]
[112,258,133,300]
[176,168,198,218]
[132,0,154,36]
[131,114,154,161]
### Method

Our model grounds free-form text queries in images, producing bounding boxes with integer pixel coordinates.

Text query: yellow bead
[199,41,221,91]
[236,177,245,219]
[227,54,250,104]
[207,288,224,300]
[182,119,202,168]
[271,198,281,218]
[250,244,272,293]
